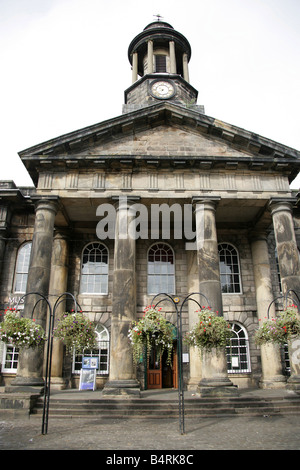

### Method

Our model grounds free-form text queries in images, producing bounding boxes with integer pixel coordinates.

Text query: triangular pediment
[19,102,300,185]
[71,124,255,160]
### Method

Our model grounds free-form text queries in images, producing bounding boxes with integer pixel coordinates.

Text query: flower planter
[128,307,174,366]
[53,312,97,353]
[0,309,46,349]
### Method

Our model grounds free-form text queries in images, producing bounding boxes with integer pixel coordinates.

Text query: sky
[1,0,300,188]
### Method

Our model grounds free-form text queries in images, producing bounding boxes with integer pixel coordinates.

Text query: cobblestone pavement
[0,413,300,451]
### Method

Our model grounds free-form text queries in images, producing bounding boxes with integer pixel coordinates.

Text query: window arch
[80,242,109,294]
[226,322,251,373]
[14,242,32,293]
[73,323,109,375]
[147,243,175,295]
[218,243,242,293]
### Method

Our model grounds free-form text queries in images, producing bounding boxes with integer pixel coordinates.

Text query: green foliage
[184,308,232,351]
[54,312,97,353]
[255,305,300,346]
[0,309,46,349]
[128,307,174,365]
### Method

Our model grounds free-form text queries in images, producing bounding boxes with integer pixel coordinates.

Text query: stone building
[1,20,300,396]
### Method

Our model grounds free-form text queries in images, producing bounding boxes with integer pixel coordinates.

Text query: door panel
[147,347,162,389]
[146,343,178,389]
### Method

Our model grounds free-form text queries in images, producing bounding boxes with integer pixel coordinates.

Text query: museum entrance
[146,342,178,389]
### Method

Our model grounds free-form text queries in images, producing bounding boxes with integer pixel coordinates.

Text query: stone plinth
[197,348,239,397]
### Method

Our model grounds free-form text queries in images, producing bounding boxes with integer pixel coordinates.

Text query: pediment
[71,124,254,160]
[19,102,300,185]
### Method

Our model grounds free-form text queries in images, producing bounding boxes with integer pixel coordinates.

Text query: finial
[153,14,163,21]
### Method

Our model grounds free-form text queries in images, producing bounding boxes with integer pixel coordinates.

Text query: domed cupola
[128,20,191,81]
[123,19,203,113]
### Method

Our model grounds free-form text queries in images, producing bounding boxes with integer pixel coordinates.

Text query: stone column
[169,41,176,74]
[250,231,286,388]
[48,231,69,390]
[103,197,140,396]
[269,198,300,294]
[193,197,237,396]
[10,197,59,391]
[183,52,190,83]
[194,198,222,314]
[270,199,300,390]
[147,40,153,74]
[132,52,138,83]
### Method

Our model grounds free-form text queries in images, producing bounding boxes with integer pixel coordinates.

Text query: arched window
[147,243,175,295]
[226,322,251,373]
[73,323,109,375]
[218,243,242,293]
[80,242,108,294]
[14,242,32,293]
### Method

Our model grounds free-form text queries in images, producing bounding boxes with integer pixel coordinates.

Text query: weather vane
[153,14,163,21]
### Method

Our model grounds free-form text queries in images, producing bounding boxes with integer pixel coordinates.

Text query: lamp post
[151,292,210,435]
[16,291,80,435]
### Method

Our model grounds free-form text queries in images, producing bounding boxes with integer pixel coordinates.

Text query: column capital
[192,196,221,212]
[268,197,297,215]
[248,229,269,243]
[31,195,60,215]
[111,195,140,211]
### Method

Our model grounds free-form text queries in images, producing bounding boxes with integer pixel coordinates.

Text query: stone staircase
[31,392,300,419]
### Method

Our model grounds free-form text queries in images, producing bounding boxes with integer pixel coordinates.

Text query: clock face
[151,81,175,99]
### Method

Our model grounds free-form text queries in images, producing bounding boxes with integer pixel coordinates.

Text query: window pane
[14,243,32,293]
[147,243,175,294]
[226,323,250,373]
[218,244,241,293]
[80,243,109,294]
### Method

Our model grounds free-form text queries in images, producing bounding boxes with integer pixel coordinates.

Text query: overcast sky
[1,0,300,187]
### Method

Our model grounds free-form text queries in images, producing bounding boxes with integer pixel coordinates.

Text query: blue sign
[82,357,99,369]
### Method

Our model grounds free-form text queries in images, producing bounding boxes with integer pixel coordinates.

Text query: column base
[7,376,44,394]
[286,375,300,392]
[186,379,201,391]
[259,375,287,389]
[197,378,239,397]
[50,377,67,391]
[102,380,141,398]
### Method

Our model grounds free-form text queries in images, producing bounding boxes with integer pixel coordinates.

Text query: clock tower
[123,20,204,113]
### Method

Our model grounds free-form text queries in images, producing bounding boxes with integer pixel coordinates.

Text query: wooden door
[147,348,162,389]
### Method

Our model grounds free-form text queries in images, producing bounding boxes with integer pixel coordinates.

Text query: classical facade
[1,20,300,396]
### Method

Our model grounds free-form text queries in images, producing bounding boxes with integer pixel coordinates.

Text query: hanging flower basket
[255,305,300,346]
[0,309,46,349]
[184,308,232,351]
[53,312,97,354]
[128,306,174,365]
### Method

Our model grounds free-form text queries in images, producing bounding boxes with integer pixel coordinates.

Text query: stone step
[31,395,300,419]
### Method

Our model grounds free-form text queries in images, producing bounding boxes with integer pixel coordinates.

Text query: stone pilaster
[0,203,11,284]
[269,199,300,390]
[186,250,202,390]
[103,197,140,396]
[193,197,237,396]
[250,231,286,388]
[10,197,59,391]
[48,230,69,390]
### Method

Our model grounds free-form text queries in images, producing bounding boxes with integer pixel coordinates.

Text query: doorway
[146,343,178,389]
